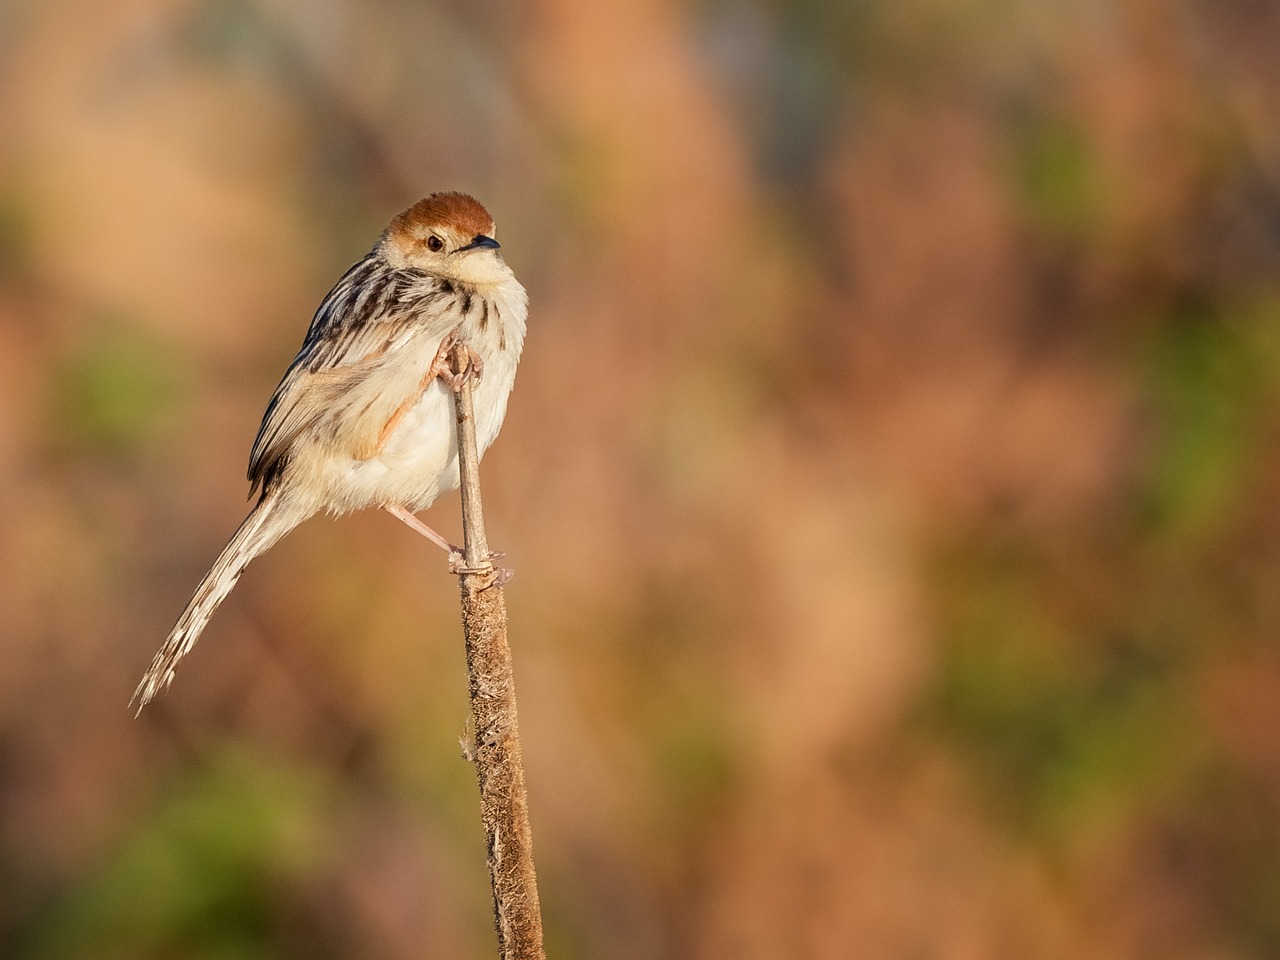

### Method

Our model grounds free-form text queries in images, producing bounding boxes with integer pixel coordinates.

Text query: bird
[133,192,527,710]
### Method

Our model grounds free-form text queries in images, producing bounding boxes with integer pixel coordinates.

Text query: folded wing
[248,255,456,496]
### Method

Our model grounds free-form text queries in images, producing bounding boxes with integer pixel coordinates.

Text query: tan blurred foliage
[3,0,1280,958]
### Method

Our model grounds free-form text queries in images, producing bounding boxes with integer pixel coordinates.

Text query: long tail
[132,492,303,712]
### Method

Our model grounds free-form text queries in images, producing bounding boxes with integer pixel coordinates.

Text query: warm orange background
[3,1,1280,958]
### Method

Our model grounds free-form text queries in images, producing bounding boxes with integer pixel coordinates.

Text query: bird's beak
[456,234,501,253]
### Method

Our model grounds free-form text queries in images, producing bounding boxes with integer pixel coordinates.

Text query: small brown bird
[134,193,527,709]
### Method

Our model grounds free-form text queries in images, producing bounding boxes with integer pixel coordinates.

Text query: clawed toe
[466,346,484,381]
[448,552,513,589]
[436,344,485,392]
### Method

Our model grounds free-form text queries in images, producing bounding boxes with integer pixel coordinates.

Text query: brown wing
[247,254,456,496]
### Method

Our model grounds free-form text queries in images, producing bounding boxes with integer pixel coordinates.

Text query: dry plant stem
[451,343,546,960]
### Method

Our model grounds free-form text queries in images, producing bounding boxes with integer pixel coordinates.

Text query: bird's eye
[426,235,444,252]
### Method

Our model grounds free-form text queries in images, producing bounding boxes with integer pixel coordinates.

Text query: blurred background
[3,0,1280,957]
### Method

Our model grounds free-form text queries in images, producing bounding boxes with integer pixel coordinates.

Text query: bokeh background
[3,0,1280,957]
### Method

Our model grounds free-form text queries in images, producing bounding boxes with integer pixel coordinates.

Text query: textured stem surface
[451,344,545,960]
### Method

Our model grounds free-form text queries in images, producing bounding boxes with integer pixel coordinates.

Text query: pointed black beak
[456,234,501,253]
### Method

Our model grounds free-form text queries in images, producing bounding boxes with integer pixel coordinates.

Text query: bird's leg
[384,504,462,558]
[357,346,464,461]
[384,505,507,572]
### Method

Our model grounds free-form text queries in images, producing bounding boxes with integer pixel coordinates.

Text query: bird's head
[381,192,509,285]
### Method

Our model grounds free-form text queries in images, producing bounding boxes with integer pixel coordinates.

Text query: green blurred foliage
[928,538,1200,838]
[51,325,185,458]
[1013,118,1103,241]
[22,750,329,960]
[1141,298,1279,542]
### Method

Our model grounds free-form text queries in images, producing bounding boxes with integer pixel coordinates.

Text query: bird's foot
[448,551,513,589]
[429,331,484,392]
[427,331,459,386]
[443,347,484,391]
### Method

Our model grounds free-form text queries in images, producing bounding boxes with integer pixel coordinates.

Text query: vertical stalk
[451,345,545,960]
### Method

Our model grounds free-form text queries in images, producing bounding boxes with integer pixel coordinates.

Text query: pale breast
[329,276,527,514]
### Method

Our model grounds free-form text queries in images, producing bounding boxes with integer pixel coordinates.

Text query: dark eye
[426,235,444,252]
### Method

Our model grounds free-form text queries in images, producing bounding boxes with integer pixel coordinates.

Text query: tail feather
[133,494,300,712]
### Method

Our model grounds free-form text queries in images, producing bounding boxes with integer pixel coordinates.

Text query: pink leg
[384,504,509,578]
[384,504,460,556]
